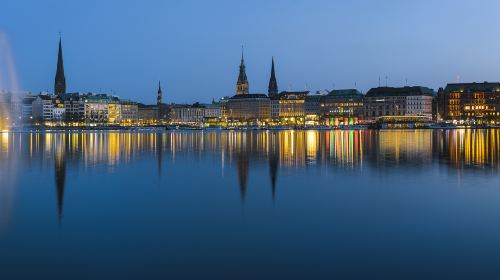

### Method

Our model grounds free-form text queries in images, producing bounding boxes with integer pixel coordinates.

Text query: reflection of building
[268,133,279,200]
[237,154,249,202]
[321,89,364,126]
[438,82,500,124]
[54,135,66,223]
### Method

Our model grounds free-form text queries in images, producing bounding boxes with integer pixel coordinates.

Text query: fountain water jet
[0,31,20,235]
[0,31,21,130]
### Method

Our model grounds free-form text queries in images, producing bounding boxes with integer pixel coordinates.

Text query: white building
[203,103,222,119]
[32,95,55,122]
[406,95,433,117]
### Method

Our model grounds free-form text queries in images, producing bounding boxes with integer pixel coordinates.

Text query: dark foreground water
[1,129,500,279]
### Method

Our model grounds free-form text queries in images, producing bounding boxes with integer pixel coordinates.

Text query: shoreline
[5,125,500,132]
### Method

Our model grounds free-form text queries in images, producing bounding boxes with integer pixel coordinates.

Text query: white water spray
[0,31,20,235]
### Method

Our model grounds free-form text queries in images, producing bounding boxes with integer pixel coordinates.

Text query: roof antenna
[378,76,381,87]
[405,78,408,86]
[385,75,388,87]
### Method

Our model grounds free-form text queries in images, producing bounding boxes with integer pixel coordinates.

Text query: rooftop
[366,86,435,97]
[444,82,500,93]
[230,93,269,100]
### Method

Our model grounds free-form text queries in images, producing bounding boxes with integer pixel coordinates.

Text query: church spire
[54,35,66,95]
[236,46,249,95]
[157,80,163,105]
[268,57,278,98]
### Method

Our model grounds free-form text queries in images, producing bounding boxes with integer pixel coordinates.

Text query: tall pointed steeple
[236,46,249,95]
[54,35,66,95]
[157,80,163,105]
[268,57,278,98]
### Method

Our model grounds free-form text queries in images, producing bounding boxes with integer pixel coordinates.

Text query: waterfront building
[54,37,66,95]
[321,89,364,126]
[21,95,37,123]
[107,98,121,124]
[60,93,85,124]
[203,103,222,119]
[170,104,205,124]
[138,104,159,125]
[32,95,55,122]
[83,94,111,125]
[363,86,434,126]
[32,94,65,124]
[53,97,66,124]
[224,94,271,125]
[438,82,500,125]
[120,100,139,124]
[236,50,249,95]
[276,91,308,125]
[304,93,324,126]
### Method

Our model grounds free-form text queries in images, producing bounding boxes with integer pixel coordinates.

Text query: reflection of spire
[55,140,66,224]
[269,153,278,202]
[269,133,279,202]
[156,133,163,178]
[237,154,249,202]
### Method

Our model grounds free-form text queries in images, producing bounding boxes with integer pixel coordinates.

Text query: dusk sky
[2,0,500,103]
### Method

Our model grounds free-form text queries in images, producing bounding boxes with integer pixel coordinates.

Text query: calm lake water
[1,129,500,279]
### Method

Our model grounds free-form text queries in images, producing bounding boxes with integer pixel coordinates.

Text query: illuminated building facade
[61,93,85,123]
[32,95,56,122]
[84,94,111,125]
[21,95,37,123]
[276,91,308,124]
[120,101,139,124]
[225,94,271,124]
[304,94,322,125]
[321,89,364,126]
[138,104,159,124]
[32,95,66,124]
[364,86,434,123]
[170,104,205,124]
[438,82,500,124]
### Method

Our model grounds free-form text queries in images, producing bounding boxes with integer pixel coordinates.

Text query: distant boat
[428,123,457,129]
[340,125,368,130]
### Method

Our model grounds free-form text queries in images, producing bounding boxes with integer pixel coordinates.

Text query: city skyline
[2,0,500,104]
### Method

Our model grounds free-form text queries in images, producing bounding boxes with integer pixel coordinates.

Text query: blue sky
[2,0,500,103]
